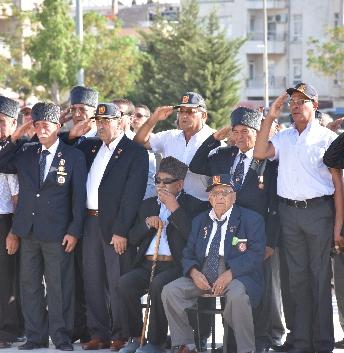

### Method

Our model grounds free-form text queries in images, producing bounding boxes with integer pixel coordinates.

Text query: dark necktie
[203,218,227,285]
[39,150,50,187]
[232,153,246,191]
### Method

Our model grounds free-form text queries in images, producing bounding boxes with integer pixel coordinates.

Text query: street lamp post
[76,0,84,86]
[263,0,269,108]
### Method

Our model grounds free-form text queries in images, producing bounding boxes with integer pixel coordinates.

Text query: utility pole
[76,0,84,85]
[263,0,269,108]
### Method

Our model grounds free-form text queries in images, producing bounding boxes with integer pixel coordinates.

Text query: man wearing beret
[0,96,24,349]
[60,85,98,344]
[74,103,149,351]
[254,83,341,353]
[162,175,266,353]
[189,107,280,352]
[0,102,87,351]
[118,156,208,353]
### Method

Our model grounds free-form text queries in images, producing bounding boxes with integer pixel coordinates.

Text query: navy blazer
[77,135,149,243]
[0,138,87,242]
[189,134,280,248]
[128,192,209,269]
[183,205,266,308]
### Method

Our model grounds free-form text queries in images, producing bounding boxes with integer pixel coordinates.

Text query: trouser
[119,259,180,344]
[83,215,135,340]
[0,214,23,342]
[162,277,255,353]
[279,199,334,352]
[333,253,344,334]
[20,234,74,346]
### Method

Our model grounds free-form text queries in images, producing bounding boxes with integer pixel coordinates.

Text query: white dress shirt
[270,119,337,200]
[230,148,254,183]
[0,173,19,214]
[149,125,215,201]
[41,138,60,181]
[86,133,124,209]
[205,207,233,256]
[145,200,172,256]
[83,128,97,138]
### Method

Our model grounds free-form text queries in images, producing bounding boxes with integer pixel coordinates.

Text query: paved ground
[4,294,344,353]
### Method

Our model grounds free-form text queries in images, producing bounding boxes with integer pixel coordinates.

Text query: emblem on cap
[213,176,221,184]
[98,105,106,114]
[182,95,189,104]
[298,84,306,93]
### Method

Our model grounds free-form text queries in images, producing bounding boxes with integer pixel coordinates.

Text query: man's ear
[177,180,184,192]
[313,100,319,110]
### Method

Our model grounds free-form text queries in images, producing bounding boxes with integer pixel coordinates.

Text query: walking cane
[140,223,164,347]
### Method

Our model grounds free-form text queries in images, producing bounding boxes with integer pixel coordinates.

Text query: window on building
[292,14,302,42]
[334,13,339,27]
[248,61,256,80]
[249,15,255,32]
[292,59,302,84]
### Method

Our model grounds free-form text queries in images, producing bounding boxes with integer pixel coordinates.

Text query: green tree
[307,26,344,80]
[83,12,142,101]
[27,0,83,103]
[135,0,244,130]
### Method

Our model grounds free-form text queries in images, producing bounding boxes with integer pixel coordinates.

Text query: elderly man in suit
[72,103,149,351]
[0,102,87,351]
[118,156,208,353]
[162,175,266,353]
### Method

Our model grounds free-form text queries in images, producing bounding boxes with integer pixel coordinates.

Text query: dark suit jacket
[323,132,344,169]
[183,205,266,308]
[77,135,149,243]
[128,192,209,269]
[0,138,87,242]
[189,135,280,248]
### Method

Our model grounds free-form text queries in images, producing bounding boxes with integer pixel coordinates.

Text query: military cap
[206,174,236,192]
[31,102,60,124]
[231,107,262,131]
[0,96,20,119]
[286,82,318,101]
[70,86,98,108]
[174,92,207,110]
[158,156,188,180]
[94,103,121,119]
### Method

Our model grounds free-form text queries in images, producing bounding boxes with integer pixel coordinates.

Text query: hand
[69,119,93,140]
[145,216,164,230]
[151,106,174,122]
[6,232,19,255]
[62,234,78,252]
[157,189,180,212]
[326,117,344,132]
[11,121,34,143]
[110,235,127,255]
[213,126,231,141]
[190,268,211,291]
[212,270,232,296]
[264,246,274,260]
[268,93,288,120]
[60,108,72,125]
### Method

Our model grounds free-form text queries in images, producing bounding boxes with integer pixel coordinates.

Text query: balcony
[245,31,286,54]
[246,0,288,9]
[246,76,287,97]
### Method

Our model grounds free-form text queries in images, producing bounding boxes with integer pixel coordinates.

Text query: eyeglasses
[154,176,179,185]
[70,107,88,114]
[177,108,202,115]
[134,113,149,119]
[209,190,234,198]
[287,99,313,107]
[95,117,113,125]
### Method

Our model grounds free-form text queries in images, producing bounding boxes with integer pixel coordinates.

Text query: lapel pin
[203,226,208,238]
[57,152,62,158]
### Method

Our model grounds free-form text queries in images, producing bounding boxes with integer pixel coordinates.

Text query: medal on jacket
[258,175,264,189]
[56,159,67,183]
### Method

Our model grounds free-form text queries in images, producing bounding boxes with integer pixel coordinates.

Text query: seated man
[118,156,208,353]
[162,175,266,353]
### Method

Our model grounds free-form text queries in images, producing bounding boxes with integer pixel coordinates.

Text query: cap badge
[298,84,306,93]
[213,175,221,184]
[182,95,189,104]
[98,105,106,114]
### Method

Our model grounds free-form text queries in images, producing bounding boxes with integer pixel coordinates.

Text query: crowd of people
[0,83,344,353]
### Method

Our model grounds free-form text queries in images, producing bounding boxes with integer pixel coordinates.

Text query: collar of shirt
[101,132,124,152]
[209,206,233,222]
[237,147,253,160]
[41,138,60,156]
[83,128,97,139]
[179,124,215,143]
[291,118,319,136]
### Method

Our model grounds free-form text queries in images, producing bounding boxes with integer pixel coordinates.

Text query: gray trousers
[20,235,74,346]
[333,253,344,334]
[162,277,254,353]
[279,200,334,352]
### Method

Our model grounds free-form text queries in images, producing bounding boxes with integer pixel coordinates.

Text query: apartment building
[194,0,344,111]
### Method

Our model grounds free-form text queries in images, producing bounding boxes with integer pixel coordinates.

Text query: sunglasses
[154,176,179,185]
[134,113,149,119]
